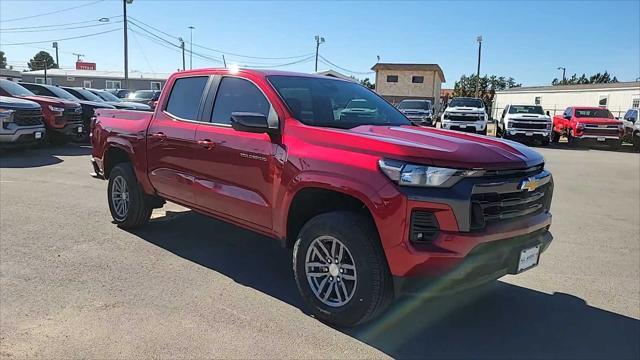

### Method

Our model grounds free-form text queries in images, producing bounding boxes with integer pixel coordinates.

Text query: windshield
[69,88,103,102]
[449,98,484,108]
[94,90,121,102]
[0,80,35,97]
[47,86,79,101]
[129,90,157,100]
[268,76,410,129]
[574,108,614,119]
[398,100,432,110]
[508,105,545,115]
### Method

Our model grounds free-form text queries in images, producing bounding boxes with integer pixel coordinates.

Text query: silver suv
[0,96,46,147]
[621,108,639,149]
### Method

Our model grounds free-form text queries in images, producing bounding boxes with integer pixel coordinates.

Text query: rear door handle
[150,132,166,141]
[197,139,215,150]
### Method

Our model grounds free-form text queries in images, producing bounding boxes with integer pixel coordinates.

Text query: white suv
[441,97,488,135]
[497,104,552,145]
[621,108,639,149]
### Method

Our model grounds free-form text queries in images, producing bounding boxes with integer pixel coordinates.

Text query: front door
[147,75,210,205]
[192,76,277,230]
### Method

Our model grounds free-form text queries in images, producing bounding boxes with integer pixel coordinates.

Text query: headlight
[443,113,450,119]
[378,159,483,187]
[48,105,65,114]
[546,123,552,130]
[507,121,514,128]
[0,108,16,123]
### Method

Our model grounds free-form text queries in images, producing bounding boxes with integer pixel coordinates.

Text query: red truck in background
[0,79,83,144]
[91,68,554,327]
[552,106,624,149]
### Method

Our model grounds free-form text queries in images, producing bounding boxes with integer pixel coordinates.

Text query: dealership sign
[76,61,96,70]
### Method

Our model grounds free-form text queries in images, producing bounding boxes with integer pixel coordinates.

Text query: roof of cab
[171,68,351,81]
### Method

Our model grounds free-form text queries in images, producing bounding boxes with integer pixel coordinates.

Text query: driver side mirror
[231,112,278,134]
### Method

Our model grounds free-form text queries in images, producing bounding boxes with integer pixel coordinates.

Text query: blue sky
[1,0,639,86]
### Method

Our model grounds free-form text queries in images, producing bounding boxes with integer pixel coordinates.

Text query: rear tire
[633,132,640,151]
[567,130,577,146]
[293,211,394,327]
[107,163,152,229]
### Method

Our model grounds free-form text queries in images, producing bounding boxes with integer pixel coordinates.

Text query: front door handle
[197,139,215,150]
[150,132,166,141]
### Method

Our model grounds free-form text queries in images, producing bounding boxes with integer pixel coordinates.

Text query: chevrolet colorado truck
[497,104,552,145]
[20,82,115,141]
[441,97,488,135]
[0,79,83,144]
[0,96,46,147]
[552,106,623,149]
[91,69,554,327]
[397,99,434,126]
[621,108,639,150]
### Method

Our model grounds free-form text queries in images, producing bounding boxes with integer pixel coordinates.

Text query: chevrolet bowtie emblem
[520,177,542,192]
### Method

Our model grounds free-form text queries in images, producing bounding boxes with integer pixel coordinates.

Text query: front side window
[508,105,545,115]
[165,76,209,120]
[574,108,614,119]
[386,75,398,83]
[268,75,410,129]
[412,76,424,84]
[211,77,270,125]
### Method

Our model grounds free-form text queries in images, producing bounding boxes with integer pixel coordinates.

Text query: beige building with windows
[493,82,640,119]
[371,63,445,108]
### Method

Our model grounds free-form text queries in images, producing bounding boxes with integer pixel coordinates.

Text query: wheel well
[104,147,131,178]
[285,187,375,248]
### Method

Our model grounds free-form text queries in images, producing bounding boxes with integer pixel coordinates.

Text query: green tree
[360,77,375,90]
[552,71,619,85]
[27,51,58,71]
[0,51,6,69]
[452,74,521,115]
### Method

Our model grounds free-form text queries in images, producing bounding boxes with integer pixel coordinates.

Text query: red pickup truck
[91,69,554,327]
[552,106,624,149]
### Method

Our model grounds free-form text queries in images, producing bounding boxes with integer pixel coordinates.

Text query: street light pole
[314,35,325,72]
[557,67,566,83]
[179,38,185,71]
[123,0,133,89]
[188,26,194,70]
[475,35,482,98]
[52,42,59,67]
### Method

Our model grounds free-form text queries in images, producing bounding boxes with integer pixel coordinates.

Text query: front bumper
[54,122,84,136]
[0,125,46,146]
[507,129,551,138]
[441,120,486,133]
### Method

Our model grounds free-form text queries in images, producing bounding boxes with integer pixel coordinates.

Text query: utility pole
[52,42,59,67]
[123,0,133,89]
[188,26,194,70]
[557,67,566,84]
[314,35,325,72]
[73,53,84,62]
[475,35,482,98]
[222,55,227,68]
[179,38,185,71]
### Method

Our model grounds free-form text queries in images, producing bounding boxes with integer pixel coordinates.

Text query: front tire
[551,131,560,143]
[107,163,152,229]
[293,211,393,327]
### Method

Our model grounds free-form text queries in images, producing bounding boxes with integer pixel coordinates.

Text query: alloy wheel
[111,175,129,220]
[305,235,357,307]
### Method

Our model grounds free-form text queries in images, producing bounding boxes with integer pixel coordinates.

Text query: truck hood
[574,117,622,125]
[445,107,484,114]
[20,95,80,108]
[299,124,544,170]
[0,96,41,110]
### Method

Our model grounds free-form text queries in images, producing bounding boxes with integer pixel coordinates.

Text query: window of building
[534,96,541,105]
[150,81,162,91]
[386,75,398,83]
[105,80,121,89]
[83,80,92,88]
[165,76,209,120]
[211,77,270,125]
[632,97,640,108]
[34,78,52,85]
[411,76,424,84]
[598,95,608,108]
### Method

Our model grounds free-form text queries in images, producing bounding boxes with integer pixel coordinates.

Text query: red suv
[91,69,554,327]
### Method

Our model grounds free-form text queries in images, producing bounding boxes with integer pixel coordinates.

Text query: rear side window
[211,77,270,125]
[165,76,208,120]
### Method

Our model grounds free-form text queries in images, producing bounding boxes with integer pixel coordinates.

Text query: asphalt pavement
[0,143,638,359]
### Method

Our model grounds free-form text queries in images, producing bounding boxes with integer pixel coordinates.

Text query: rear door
[191,75,277,230]
[147,75,211,205]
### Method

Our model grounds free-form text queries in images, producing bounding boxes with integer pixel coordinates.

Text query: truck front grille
[511,122,547,130]
[582,125,620,137]
[447,114,481,121]
[14,109,44,126]
[63,108,82,124]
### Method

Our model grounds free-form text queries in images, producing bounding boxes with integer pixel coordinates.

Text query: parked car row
[0,79,155,148]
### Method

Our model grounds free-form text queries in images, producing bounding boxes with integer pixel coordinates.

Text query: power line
[0,0,104,23]
[318,55,374,75]
[0,16,121,31]
[0,28,120,46]
[129,28,222,64]
[129,29,155,73]
[0,20,123,33]
[241,55,316,69]
[129,16,315,60]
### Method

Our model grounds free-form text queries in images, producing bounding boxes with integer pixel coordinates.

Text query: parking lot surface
[1,144,639,359]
